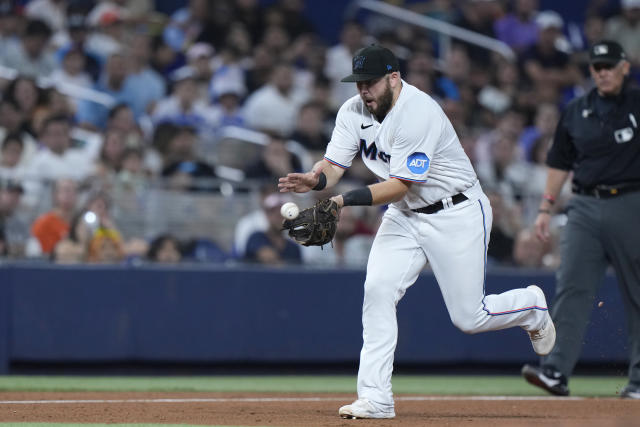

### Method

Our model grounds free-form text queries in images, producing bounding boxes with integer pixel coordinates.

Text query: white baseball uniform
[325,81,549,412]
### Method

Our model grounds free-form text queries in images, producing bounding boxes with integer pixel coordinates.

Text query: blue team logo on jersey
[407,152,429,174]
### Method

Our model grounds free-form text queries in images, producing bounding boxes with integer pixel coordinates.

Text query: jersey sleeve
[324,102,360,169]
[388,100,442,183]
[546,108,576,171]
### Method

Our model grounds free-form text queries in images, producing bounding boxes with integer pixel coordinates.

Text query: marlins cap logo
[353,55,366,71]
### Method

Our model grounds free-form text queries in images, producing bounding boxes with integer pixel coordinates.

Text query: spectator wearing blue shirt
[244,192,301,266]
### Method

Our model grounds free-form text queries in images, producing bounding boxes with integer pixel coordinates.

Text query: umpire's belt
[412,193,468,214]
[573,182,640,199]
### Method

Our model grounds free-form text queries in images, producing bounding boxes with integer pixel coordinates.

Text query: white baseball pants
[356,191,549,411]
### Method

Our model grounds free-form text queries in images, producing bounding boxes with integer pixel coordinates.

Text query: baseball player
[278,45,556,419]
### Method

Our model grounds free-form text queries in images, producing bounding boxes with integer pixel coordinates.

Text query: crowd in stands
[0,0,637,269]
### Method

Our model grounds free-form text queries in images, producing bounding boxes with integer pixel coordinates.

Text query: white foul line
[0,396,586,405]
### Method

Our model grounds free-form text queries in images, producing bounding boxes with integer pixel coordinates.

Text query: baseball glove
[282,199,340,247]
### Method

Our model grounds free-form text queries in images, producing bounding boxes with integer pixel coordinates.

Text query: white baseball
[280,202,299,219]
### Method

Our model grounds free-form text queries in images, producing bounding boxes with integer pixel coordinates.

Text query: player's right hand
[534,212,551,242]
[278,169,322,193]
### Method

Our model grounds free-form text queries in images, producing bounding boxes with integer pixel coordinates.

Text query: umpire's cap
[341,45,399,82]
[590,40,627,65]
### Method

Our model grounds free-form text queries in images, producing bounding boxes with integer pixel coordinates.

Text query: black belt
[573,182,640,199]
[412,193,468,214]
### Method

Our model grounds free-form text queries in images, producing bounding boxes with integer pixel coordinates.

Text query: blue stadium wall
[0,264,629,373]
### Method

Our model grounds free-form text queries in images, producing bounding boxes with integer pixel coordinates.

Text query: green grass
[0,375,629,397]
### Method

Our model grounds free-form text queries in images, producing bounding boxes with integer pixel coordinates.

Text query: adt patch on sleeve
[406,152,430,174]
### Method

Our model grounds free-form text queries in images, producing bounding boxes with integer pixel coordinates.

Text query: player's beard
[365,78,394,122]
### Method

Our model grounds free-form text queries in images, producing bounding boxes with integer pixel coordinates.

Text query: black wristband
[342,187,373,206]
[312,172,327,191]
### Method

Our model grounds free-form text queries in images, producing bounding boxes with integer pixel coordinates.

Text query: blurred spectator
[4,76,45,120]
[604,0,640,67]
[0,133,24,180]
[123,32,166,119]
[75,53,131,129]
[29,178,77,256]
[55,7,102,82]
[244,192,301,265]
[518,102,560,161]
[512,227,553,269]
[330,205,374,268]
[0,98,38,169]
[22,114,95,186]
[152,67,218,135]
[494,0,540,53]
[243,61,310,136]
[0,18,56,78]
[93,128,126,180]
[0,0,21,53]
[147,233,182,263]
[233,0,266,45]
[245,44,275,94]
[149,35,186,80]
[290,101,330,153]
[0,178,26,257]
[51,209,92,264]
[81,190,126,264]
[25,0,67,35]
[244,132,302,181]
[233,183,272,258]
[85,3,128,61]
[106,103,143,148]
[268,0,315,40]
[520,11,582,102]
[87,226,124,263]
[162,0,210,52]
[114,147,147,192]
[183,42,216,100]
[160,125,217,191]
[209,69,246,128]
[454,0,504,65]
[324,21,364,111]
[50,48,92,90]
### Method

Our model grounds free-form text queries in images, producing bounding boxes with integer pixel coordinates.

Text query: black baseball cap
[341,45,399,82]
[589,40,627,65]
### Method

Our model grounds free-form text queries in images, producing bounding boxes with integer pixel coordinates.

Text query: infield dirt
[1,391,638,426]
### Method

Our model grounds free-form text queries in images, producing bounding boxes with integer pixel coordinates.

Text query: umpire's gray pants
[543,191,640,385]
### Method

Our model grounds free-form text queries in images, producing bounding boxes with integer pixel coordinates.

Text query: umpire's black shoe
[620,383,640,399]
[521,364,569,396]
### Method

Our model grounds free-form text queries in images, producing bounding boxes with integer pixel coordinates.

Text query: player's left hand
[278,169,323,193]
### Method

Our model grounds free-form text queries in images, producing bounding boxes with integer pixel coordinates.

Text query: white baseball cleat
[338,398,395,419]
[526,285,556,356]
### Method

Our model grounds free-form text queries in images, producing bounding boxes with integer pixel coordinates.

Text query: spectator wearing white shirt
[22,115,95,206]
[243,61,309,136]
[324,21,364,111]
[0,19,56,78]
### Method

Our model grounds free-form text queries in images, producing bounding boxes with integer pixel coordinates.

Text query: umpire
[522,40,640,399]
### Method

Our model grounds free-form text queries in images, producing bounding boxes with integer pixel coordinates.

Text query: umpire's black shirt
[547,85,640,189]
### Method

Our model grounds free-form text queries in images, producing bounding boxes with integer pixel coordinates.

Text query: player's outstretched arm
[278,159,344,193]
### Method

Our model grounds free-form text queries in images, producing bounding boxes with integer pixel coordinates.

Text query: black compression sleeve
[342,187,373,206]
[312,172,327,191]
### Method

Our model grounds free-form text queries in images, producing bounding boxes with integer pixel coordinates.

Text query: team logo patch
[407,152,429,174]
[353,55,366,71]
